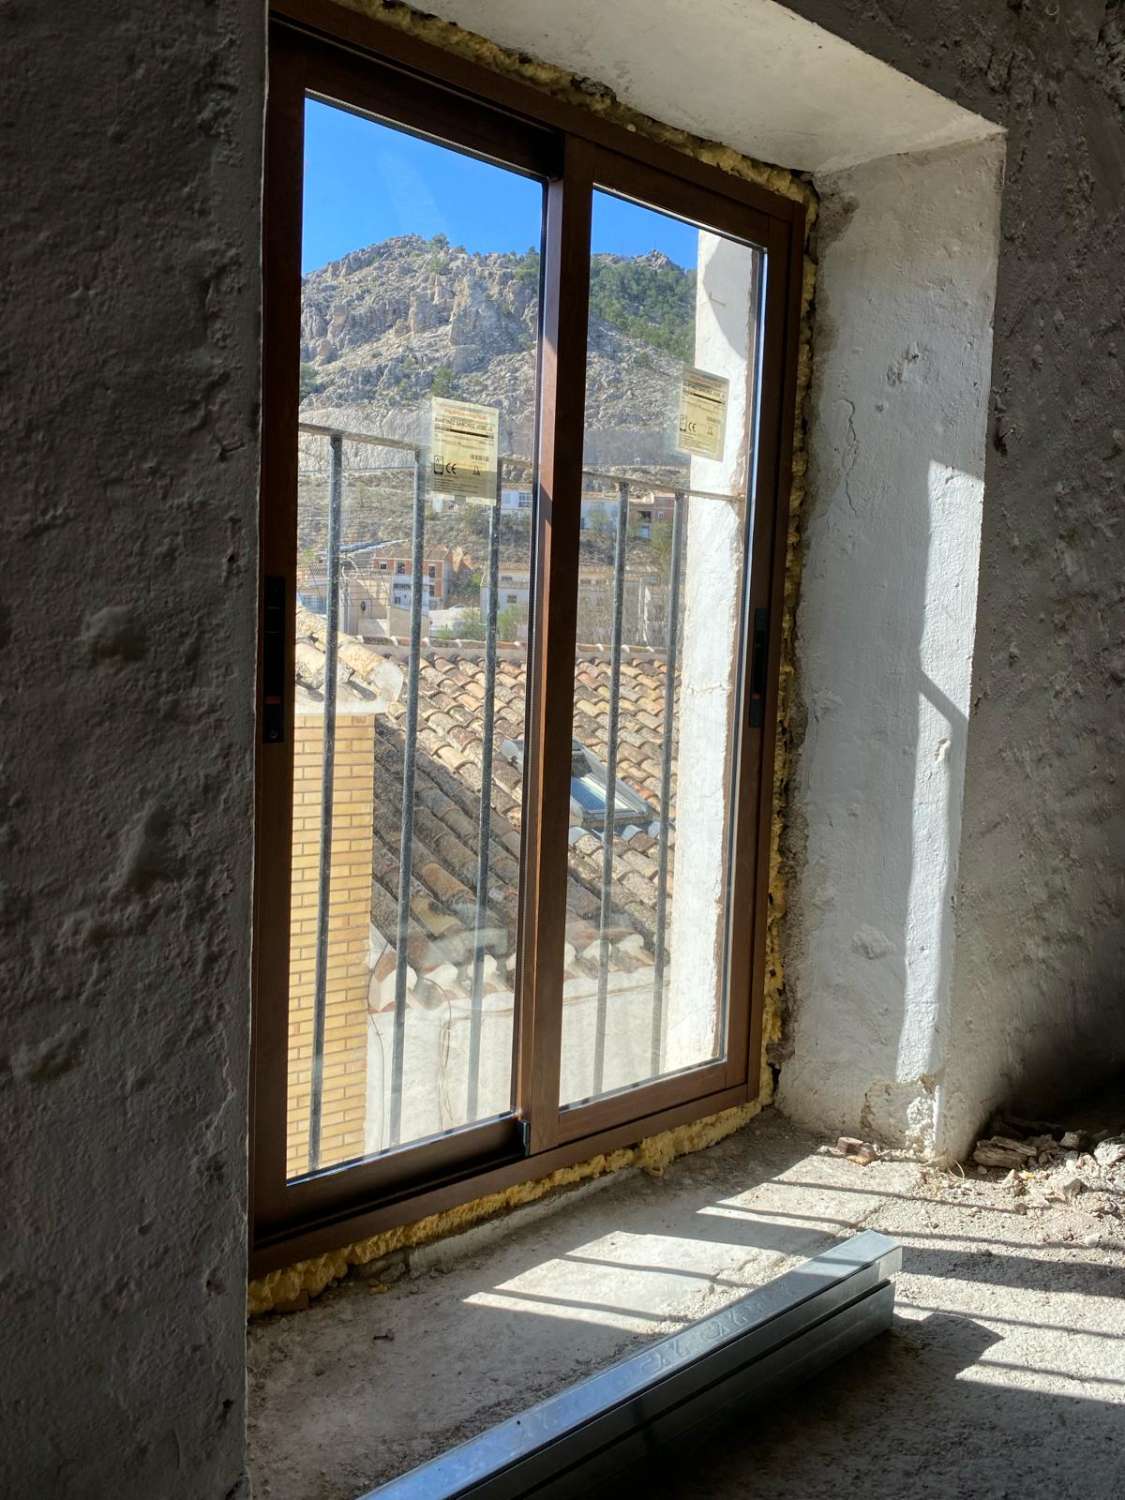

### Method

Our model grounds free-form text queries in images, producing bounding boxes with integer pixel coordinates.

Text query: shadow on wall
[782,115,1125,1160]
[778,136,1007,1158]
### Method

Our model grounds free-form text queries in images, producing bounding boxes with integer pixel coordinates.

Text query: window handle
[748,607,769,729]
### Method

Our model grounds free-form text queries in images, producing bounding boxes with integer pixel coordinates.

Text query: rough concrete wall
[779,137,1003,1152]
[779,0,1125,1154]
[0,2,262,1496]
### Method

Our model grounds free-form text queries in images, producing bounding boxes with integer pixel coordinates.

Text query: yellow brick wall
[286,711,375,1177]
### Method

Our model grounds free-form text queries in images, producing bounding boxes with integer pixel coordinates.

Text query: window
[255,10,803,1269]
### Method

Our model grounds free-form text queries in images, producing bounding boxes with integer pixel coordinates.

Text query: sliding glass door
[557,188,764,1116]
[286,97,546,1180]
[254,14,803,1268]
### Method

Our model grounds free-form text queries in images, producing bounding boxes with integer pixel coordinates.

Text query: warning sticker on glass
[430,398,499,501]
[677,368,729,460]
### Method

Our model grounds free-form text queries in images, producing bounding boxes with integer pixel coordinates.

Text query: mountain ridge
[299,233,697,467]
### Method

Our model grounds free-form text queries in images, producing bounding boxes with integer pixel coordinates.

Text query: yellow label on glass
[677,368,729,460]
[430,398,499,501]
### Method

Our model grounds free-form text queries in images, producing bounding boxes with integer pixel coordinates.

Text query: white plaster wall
[1,2,262,1495]
[750,1,1125,1156]
[420,0,996,172]
[778,138,1004,1152]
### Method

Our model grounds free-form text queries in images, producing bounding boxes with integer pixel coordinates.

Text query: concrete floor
[248,1105,1125,1500]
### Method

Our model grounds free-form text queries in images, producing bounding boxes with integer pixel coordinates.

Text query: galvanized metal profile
[359,1231,901,1500]
[467,470,504,1122]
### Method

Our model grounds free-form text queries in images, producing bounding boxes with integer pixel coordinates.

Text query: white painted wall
[778,138,1004,1153]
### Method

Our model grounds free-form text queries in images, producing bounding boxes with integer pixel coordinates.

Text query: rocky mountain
[299,234,696,469]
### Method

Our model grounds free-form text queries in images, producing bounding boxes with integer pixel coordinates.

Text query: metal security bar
[307,431,344,1172]
[389,454,426,1148]
[649,489,687,1078]
[296,424,421,1162]
[591,479,631,1097]
[296,423,732,1165]
[467,471,503,1122]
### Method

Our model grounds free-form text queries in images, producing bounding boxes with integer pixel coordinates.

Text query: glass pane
[287,98,543,1178]
[559,189,764,1107]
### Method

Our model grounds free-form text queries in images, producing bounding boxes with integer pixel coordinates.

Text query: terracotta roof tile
[293,605,676,1006]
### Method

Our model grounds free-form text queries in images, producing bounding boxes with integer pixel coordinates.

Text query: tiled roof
[294,606,675,1013]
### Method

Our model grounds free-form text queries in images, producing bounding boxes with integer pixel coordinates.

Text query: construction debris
[965,1102,1125,1243]
[1094,1136,1125,1168]
[836,1136,879,1166]
[972,1136,1038,1169]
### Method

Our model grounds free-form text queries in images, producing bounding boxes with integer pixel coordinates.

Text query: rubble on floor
[966,1105,1125,1235]
[834,1135,880,1166]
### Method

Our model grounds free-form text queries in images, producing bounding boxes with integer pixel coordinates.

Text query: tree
[647,519,675,575]
[582,505,618,566]
[513,247,541,287]
[434,607,485,641]
[587,255,696,360]
[497,602,529,641]
[430,364,455,398]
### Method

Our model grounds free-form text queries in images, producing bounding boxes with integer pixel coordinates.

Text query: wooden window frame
[253,0,805,1277]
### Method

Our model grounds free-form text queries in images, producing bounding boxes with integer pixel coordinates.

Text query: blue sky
[302,98,699,274]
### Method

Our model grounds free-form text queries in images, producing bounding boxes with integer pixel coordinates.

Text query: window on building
[254,11,802,1267]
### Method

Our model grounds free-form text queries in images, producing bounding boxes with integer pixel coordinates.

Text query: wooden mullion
[516,139,595,1155]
